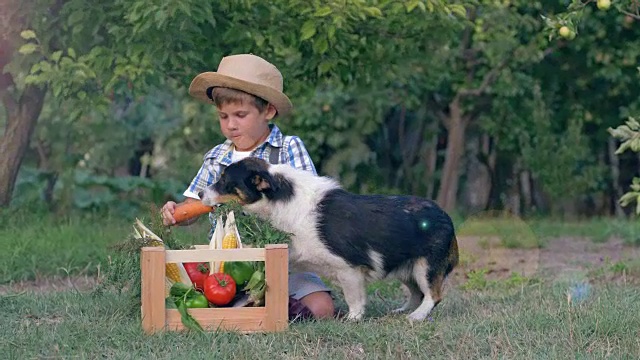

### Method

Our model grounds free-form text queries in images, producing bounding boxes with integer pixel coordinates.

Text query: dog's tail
[445,235,459,276]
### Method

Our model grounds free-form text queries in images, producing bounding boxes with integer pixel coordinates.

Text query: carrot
[173,200,214,224]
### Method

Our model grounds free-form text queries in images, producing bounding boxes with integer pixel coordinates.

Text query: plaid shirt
[184,124,317,200]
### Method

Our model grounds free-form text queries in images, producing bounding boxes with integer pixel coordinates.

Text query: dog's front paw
[345,311,364,321]
[391,306,408,314]
[407,310,431,322]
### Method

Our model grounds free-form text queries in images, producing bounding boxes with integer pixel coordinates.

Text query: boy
[160,54,335,320]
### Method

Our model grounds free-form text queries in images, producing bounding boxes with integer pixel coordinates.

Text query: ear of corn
[219,232,238,273]
[132,218,192,297]
[209,216,225,275]
[165,262,183,283]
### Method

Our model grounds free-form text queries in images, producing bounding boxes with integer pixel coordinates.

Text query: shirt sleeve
[285,136,318,175]
[183,160,219,200]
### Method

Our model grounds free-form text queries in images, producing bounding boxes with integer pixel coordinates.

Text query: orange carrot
[173,200,214,224]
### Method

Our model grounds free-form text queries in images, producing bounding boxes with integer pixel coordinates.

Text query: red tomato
[183,262,210,291]
[203,273,237,306]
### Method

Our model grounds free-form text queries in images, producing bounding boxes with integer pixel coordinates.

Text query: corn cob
[133,218,192,296]
[219,232,238,273]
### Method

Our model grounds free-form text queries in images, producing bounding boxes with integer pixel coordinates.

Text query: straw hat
[188,54,293,116]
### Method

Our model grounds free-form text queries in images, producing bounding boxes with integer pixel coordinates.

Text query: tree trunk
[462,134,491,214]
[520,169,532,215]
[436,98,468,212]
[0,1,49,206]
[608,137,625,218]
[507,160,521,217]
[0,85,47,206]
[35,138,58,206]
[424,122,439,199]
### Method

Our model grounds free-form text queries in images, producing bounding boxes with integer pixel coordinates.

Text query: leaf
[20,30,36,40]
[406,0,420,12]
[68,48,77,60]
[448,4,468,18]
[627,117,640,130]
[327,24,336,40]
[363,7,383,18]
[314,6,332,17]
[300,20,317,41]
[254,33,265,47]
[313,37,329,54]
[51,51,63,63]
[18,43,38,55]
[318,61,333,74]
[176,300,204,333]
[619,192,638,206]
[426,0,434,12]
[68,10,84,26]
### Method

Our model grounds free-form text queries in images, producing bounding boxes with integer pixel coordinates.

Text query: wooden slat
[166,307,267,333]
[141,247,166,334]
[264,244,289,332]
[165,248,265,263]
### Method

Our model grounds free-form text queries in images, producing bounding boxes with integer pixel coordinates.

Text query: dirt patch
[1,237,638,295]
[450,236,640,285]
[0,275,98,295]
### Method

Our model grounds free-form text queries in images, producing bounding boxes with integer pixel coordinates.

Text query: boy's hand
[161,201,178,226]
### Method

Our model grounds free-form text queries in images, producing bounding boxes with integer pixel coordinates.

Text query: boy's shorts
[288,272,332,300]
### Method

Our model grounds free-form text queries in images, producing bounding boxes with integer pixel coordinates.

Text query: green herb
[176,300,205,333]
[213,201,292,248]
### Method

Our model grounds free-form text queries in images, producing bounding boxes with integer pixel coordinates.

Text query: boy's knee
[300,291,335,319]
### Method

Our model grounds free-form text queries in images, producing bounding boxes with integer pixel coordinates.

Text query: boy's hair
[211,87,270,113]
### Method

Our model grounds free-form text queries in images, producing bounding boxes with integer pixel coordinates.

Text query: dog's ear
[250,172,275,192]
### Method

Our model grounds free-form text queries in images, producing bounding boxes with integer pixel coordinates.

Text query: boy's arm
[285,136,318,175]
[167,161,218,226]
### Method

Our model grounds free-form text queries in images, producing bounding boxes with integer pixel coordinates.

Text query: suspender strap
[268,146,280,165]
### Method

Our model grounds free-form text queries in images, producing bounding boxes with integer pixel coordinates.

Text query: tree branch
[458,57,509,98]
[458,42,561,99]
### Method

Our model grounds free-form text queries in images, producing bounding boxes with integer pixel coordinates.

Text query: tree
[1,0,471,207]
[545,0,640,215]
[0,1,49,206]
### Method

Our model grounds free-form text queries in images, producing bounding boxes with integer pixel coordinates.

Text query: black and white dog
[199,157,459,321]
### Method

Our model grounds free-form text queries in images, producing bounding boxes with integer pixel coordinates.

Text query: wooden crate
[140,244,288,334]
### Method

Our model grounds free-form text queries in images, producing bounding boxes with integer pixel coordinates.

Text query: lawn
[1,211,639,358]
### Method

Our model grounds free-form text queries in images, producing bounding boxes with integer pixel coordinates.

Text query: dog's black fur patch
[316,189,456,275]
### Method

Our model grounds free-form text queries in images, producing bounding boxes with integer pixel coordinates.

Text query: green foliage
[4,0,639,217]
[12,166,186,217]
[609,116,640,214]
[213,202,292,248]
[609,116,640,154]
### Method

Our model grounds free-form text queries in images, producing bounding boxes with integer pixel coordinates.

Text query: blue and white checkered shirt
[184,124,317,201]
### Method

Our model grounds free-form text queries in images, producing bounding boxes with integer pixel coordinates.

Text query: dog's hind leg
[337,270,367,321]
[392,281,422,314]
[407,258,436,322]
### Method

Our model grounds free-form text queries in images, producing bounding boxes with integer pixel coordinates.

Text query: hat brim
[188,72,293,117]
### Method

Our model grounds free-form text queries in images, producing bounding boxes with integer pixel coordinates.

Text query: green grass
[1,281,639,358]
[2,212,640,358]
[0,211,211,284]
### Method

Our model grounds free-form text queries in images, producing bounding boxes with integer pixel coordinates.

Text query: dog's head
[199,157,293,206]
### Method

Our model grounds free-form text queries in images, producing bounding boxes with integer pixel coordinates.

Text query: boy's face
[217,101,277,152]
